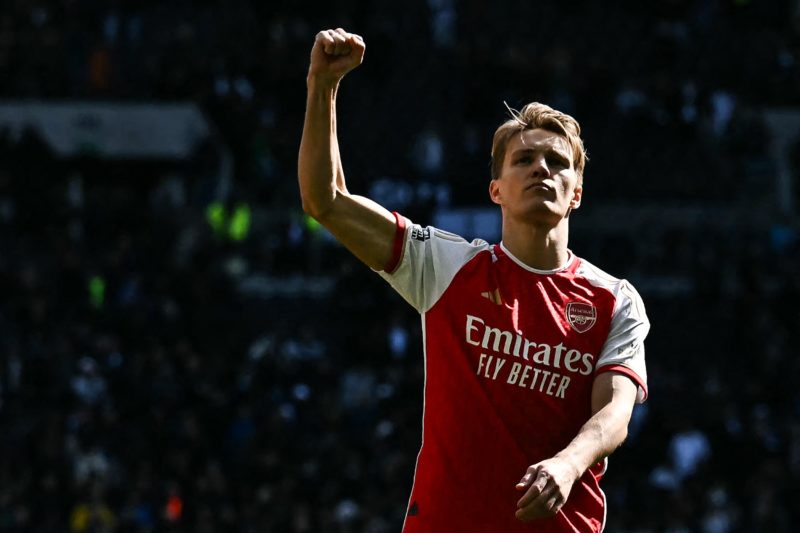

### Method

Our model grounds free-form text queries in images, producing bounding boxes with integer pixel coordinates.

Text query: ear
[570,181,583,210]
[489,179,502,205]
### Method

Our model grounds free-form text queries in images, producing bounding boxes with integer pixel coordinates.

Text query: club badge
[566,302,597,333]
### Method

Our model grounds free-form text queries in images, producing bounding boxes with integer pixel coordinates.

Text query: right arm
[298,28,396,271]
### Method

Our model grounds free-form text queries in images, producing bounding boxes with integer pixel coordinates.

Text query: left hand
[514,457,580,522]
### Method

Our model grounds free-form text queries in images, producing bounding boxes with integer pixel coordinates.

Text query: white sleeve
[596,280,650,403]
[377,213,488,313]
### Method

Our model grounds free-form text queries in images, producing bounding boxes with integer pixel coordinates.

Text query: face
[489,128,582,225]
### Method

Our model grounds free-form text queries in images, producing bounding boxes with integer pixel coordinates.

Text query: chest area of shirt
[428,263,613,403]
[436,258,615,354]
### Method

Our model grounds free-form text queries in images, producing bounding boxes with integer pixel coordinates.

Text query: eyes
[514,153,570,169]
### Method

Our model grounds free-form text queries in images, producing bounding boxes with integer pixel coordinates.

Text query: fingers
[322,29,350,55]
[515,464,538,490]
[546,493,563,513]
[515,486,563,522]
[336,28,365,50]
[514,466,564,522]
[516,466,547,507]
[316,28,365,57]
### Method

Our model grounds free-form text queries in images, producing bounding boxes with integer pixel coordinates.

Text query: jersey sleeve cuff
[383,212,407,274]
[595,364,648,403]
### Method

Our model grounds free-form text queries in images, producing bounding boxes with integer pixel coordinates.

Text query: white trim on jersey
[600,485,608,532]
[598,456,609,532]
[499,241,577,274]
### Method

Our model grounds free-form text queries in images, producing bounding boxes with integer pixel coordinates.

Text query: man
[298,28,649,532]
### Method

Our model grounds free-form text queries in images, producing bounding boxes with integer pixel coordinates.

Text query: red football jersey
[379,213,649,532]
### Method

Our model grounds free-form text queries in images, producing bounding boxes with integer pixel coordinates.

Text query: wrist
[306,73,339,93]
[554,451,584,481]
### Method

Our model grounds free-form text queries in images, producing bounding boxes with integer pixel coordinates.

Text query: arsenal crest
[566,302,597,333]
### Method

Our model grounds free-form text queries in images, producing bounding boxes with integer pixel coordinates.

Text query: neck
[501,216,570,271]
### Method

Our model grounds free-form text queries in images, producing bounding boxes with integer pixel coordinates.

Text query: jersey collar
[498,242,576,274]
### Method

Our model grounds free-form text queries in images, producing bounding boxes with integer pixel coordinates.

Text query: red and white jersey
[379,213,649,533]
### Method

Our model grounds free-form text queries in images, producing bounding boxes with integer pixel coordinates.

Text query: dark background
[0,0,799,531]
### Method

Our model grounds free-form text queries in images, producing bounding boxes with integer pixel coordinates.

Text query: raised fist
[308,28,365,85]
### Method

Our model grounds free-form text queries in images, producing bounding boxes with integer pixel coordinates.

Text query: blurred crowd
[1,0,800,531]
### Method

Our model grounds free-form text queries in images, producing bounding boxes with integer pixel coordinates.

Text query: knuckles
[315,28,364,49]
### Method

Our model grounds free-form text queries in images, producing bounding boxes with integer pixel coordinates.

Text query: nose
[530,154,550,178]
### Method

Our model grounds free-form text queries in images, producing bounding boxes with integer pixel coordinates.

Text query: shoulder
[574,257,638,296]
[379,215,493,313]
[408,222,493,273]
[384,214,490,274]
[573,256,647,317]
[408,221,489,248]
[395,215,492,265]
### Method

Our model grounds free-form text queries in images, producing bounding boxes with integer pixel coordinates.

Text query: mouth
[526,182,553,192]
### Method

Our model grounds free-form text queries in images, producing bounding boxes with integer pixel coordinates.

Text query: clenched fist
[308,28,365,86]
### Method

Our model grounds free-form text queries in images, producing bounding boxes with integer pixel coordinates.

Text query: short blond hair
[490,102,587,181]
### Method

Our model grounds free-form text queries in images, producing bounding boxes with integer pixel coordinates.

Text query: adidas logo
[480,288,503,305]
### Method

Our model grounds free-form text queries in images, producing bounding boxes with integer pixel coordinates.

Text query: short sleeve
[595,280,650,403]
[377,212,488,313]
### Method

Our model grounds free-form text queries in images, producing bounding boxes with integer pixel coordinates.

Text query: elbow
[301,200,325,223]
[300,194,317,217]
[300,192,335,222]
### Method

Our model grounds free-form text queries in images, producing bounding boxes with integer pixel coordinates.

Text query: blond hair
[490,102,587,181]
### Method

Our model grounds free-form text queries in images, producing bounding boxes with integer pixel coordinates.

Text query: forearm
[298,77,345,218]
[554,402,630,477]
[515,392,634,521]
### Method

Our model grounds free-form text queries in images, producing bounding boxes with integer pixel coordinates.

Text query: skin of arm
[514,372,639,522]
[298,28,396,271]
